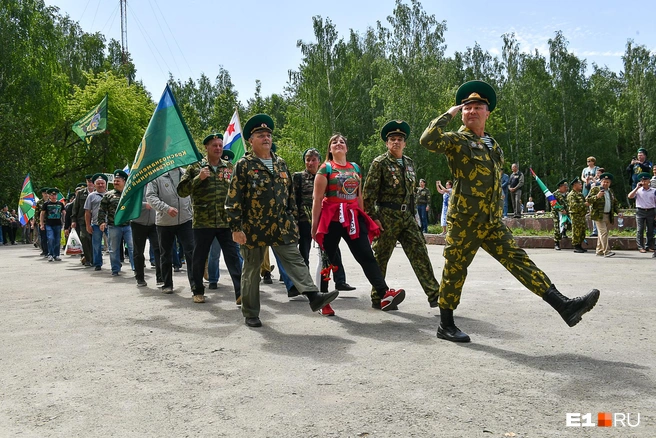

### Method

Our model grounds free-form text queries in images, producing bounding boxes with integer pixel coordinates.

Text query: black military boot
[554,242,561,251]
[573,244,585,253]
[437,308,471,342]
[542,285,600,327]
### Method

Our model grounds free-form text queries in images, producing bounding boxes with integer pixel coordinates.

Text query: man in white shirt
[628,172,656,253]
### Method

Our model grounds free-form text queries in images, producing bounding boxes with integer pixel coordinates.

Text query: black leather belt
[637,207,655,211]
[379,202,409,211]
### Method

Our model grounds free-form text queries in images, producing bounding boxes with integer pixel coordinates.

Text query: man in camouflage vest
[420,80,600,343]
[415,178,431,233]
[98,170,134,276]
[71,175,95,266]
[177,133,243,304]
[226,114,338,327]
[552,179,571,251]
[363,120,441,309]
[567,177,589,253]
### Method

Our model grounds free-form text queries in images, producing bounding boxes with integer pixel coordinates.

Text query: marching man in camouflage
[363,120,441,309]
[177,132,242,304]
[419,80,600,343]
[98,169,134,276]
[415,178,431,233]
[566,177,589,253]
[225,114,338,327]
[552,179,570,251]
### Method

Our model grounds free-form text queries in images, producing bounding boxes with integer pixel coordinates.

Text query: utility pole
[120,0,129,82]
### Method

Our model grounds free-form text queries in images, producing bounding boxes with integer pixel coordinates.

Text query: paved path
[1,243,654,437]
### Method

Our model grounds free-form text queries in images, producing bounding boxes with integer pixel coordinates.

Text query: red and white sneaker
[319,303,335,316]
[381,289,405,311]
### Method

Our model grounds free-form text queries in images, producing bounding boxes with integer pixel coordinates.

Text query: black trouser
[298,220,347,284]
[39,228,47,252]
[78,224,93,263]
[192,228,242,298]
[157,221,194,289]
[132,222,162,283]
[322,217,387,295]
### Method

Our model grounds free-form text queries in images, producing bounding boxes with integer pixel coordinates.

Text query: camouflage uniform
[98,189,134,274]
[363,151,440,306]
[420,112,552,310]
[226,152,319,318]
[552,191,570,244]
[71,187,93,263]
[177,156,242,298]
[415,186,431,233]
[566,190,587,246]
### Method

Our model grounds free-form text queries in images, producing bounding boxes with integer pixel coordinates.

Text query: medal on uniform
[280,171,288,179]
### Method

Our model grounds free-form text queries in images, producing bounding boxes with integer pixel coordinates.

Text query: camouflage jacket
[225,152,298,248]
[586,186,620,223]
[415,187,431,205]
[34,198,46,226]
[98,189,127,226]
[71,188,91,224]
[363,151,418,222]
[177,156,233,229]
[0,210,10,226]
[419,112,504,223]
[566,190,587,216]
[292,170,315,223]
[553,191,568,216]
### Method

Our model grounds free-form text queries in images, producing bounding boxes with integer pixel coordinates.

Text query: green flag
[72,93,108,142]
[114,85,203,224]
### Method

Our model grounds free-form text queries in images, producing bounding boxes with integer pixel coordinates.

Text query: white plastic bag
[65,228,83,255]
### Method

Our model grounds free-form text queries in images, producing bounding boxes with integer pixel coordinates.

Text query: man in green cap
[98,170,134,276]
[84,173,108,270]
[226,114,338,327]
[34,187,49,255]
[177,132,243,304]
[39,188,65,261]
[552,179,570,251]
[363,120,441,309]
[567,177,589,253]
[71,175,95,266]
[420,80,600,342]
[586,173,620,257]
[626,148,652,190]
[415,178,431,233]
[628,172,656,252]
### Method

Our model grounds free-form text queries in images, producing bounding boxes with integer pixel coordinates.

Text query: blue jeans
[273,251,294,291]
[108,224,134,274]
[91,224,107,267]
[417,204,428,233]
[208,237,222,283]
[45,224,62,257]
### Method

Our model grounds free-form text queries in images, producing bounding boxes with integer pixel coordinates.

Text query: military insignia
[280,171,288,179]
[407,166,414,172]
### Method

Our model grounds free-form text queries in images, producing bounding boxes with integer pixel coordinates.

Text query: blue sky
[47,0,654,103]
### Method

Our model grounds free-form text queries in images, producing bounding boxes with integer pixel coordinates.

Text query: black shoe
[309,291,339,312]
[554,243,561,251]
[262,273,273,284]
[573,245,585,253]
[208,282,218,290]
[136,280,147,287]
[429,300,439,308]
[335,283,356,291]
[542,285,600,327]
[287,286,300,297]
[94,266,101,271]
[245,317,262,327]
[436,308,470,342]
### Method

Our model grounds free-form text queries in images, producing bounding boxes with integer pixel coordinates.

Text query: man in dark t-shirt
[40,188,65,261]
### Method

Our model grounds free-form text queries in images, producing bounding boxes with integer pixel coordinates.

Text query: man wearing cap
[567,177,589,253]
[71,177,94,266]
[226,114,338,327]
[508,163,524,218]
[34,187,49,255]
[39,188,65,261]
[420,80,600,343]
[177,133,242,304]
[552,179,570,251]
[626,148,652,190]
[97,170,134,276]
[586,173,621,257]
[84,174,108,270]
[363,120,441,309]
[415,178,431,233]
[628,172,656,253]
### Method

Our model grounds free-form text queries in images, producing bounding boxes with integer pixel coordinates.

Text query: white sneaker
[47,255,53,262]
[54,256,61,261]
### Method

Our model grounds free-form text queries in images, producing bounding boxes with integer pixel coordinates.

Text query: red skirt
[315,199,380,250]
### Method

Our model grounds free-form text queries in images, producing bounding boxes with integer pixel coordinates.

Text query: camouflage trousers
[570,213,586,246]
[440,217,552,310]
[371,208,440,304]
[553,214,571,243]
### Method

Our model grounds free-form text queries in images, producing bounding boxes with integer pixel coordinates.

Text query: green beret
[76,182,86,189]
[243,114,274,141]
[203,133,223,145]
[637,148,648,156]
[47,188,60,195]
[599,172,614,181]
[638,172,651,180]
[222,149,235,162]
[92,173,108,183]
[113,169,128,180]
[40,187,49,193]
[456,80,497,111]
[85,174,93,181]
[557,179,568,187]
[303,148,321,161]
[381,120,410,141]
[570,177,582,186]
